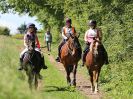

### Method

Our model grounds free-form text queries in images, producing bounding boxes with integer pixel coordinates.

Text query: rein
[25,50,35,65]
[66,37,80,55]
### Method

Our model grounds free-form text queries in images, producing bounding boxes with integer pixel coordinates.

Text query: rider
[55,18,77,62]
[18,23,47,70]
[81,20,109,66]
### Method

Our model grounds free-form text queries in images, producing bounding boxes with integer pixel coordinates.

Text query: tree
[0,0,133,60]
[0,26,10,36]
[17,23,27,34]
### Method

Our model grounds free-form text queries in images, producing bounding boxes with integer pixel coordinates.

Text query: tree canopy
[17,23,27,34]
[0,0,133,61]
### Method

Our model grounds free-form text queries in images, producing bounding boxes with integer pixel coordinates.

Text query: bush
[0,26,10,36]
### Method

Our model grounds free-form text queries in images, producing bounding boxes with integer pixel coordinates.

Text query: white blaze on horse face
[67,37,76,56]
[94,42,98,55]
[90,41,98,56]
[28,41,34,51]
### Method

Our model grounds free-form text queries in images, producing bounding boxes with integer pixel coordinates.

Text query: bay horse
[85,38,105,93]
[60,34,82,86]
[22,40,43,90]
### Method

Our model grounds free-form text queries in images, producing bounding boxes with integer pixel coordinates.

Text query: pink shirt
[84,28,98,43]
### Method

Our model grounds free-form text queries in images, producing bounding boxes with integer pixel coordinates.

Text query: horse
[22,40,43,90]
[60,34,82,86]
[85,38,105,93]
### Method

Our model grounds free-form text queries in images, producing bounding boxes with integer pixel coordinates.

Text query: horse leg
[72,64,77,86]
[94,71,98,93]
[94,68,101,93]
[34,72,38,90]
[89,69,94,92]
[28,71,34,90]
[65,66,71,86]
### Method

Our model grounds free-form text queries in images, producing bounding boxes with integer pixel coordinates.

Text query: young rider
[18,23,47,70]
[55,18,77,62]
[81,20,109,66]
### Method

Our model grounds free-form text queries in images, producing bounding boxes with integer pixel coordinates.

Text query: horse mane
[67,36,81,49]
[63,35,82,60]
[86,39,104,66]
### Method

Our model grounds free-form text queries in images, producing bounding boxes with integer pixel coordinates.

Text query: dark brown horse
[60,34,82,86]
[22,40,42,90]
[85,38,105,93]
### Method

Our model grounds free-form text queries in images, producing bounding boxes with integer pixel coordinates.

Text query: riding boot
[55,52,60,62]
[81,53,86,67]
[41,56,48,69]
[81,43,90,67]
[55,51,60,62]
[55,45,61,62]
[101,45,109,65]
[18,58,23,70]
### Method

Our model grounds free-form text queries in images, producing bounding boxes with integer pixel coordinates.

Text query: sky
[0,13,42,35]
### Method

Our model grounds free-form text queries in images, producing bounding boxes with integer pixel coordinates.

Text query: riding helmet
[89,20,97,26]
[66,18,72,24]
[27,23,36,29]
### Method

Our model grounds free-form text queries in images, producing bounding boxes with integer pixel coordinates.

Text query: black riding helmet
[89,20,97,26]
[27,23,36,29]
[66,18,72,24]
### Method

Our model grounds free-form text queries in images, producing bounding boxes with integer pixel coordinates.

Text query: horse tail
[68,65,74,73]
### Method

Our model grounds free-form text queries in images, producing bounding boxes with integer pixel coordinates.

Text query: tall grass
[0,36,87,99]
[37,32,133,99]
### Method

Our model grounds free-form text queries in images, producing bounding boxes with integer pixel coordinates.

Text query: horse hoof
[94,91,98,94]
[94,90,99,94]
[90,90,93,93]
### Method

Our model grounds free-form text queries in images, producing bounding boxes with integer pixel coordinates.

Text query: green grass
[0,36,87,99]
[6,33,133,99]
[38,33,133,99]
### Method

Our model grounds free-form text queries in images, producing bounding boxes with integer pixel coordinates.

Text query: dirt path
[43,51,103,99]
[17,42,103,99]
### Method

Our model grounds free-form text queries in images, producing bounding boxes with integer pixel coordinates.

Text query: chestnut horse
[85,39,105,93]
[60,34,82,86]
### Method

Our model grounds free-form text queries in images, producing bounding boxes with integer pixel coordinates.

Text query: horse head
[67,33,81,55]
[27,40,35,52]
[89,38,102,57]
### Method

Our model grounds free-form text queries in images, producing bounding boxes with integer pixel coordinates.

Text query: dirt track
[43,51,103,99]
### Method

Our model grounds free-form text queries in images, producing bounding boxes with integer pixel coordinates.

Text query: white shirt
[62,27,74,39]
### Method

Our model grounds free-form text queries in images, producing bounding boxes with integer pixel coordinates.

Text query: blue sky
[0,13,42,34]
